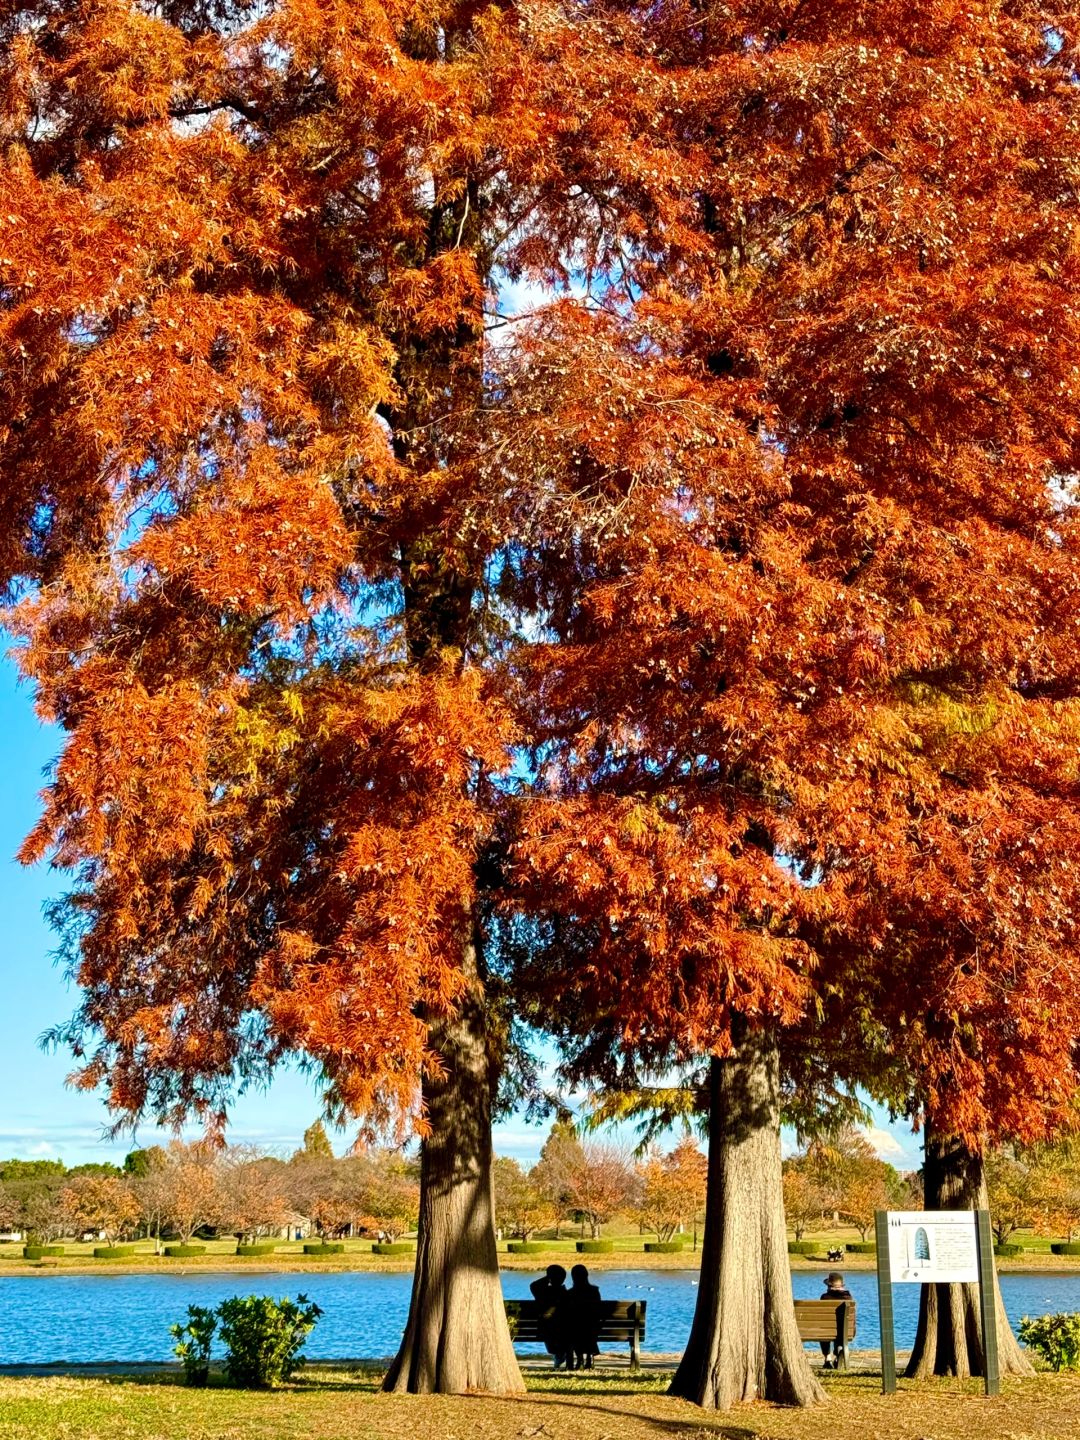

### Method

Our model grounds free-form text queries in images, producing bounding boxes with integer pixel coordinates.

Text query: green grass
[1,1368,1080,1440]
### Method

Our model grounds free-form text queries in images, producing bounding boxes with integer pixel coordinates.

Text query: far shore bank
[1,1248,1078,1278]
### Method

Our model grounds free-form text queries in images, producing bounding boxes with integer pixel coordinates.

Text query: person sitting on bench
[819,1272,854,1369]
[563,1264,603,1371]
[530,1264,569,1368]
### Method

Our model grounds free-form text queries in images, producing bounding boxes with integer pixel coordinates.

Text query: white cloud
[861,1126,907,1161]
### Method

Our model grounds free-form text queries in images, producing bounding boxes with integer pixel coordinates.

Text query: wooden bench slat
[793,1300,856,1371]
[504,1299,647,1370]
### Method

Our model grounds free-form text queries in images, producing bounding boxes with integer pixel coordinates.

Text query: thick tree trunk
[382,935,524,1396]
[669,1030,825,1410]
[905,1127,1033,1380]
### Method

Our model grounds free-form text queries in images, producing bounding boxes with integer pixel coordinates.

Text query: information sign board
[884,1209,979,1284]
[875,1209,998,1398]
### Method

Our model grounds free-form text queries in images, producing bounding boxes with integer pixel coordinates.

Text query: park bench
[504,1299,647,1369]
[793,1299,856,1370]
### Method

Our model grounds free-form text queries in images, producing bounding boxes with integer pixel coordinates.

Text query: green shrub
[236,1244,278,1257]
[303,1242,345,1255]
[1019,1312,1080,1370]
[93,1246,136,1259]
[216,1294,323,1388]
[372,1242,413,1256]
[846,1242,876,1254]
[787,1241,819,1255]
[577,1240,613,1253]
[23,1245,64,1259]
[1050,1243,1080,1257]
[506,1242,547,1254]
[995,1243,1024,1258]
[644,1241,684,1253]
[165,1245,207,1258]
[171,1305,217,1386]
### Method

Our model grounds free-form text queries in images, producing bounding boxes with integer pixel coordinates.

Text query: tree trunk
[670,1030,825,1410]
[383,933,524,1396]
[905,1127,1033,1380]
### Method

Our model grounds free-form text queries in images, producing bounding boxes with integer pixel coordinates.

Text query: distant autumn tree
[635,1141,707,1244]
[358,1153,422,1243]
[532,1119,586,1237]
[287,1157,352,1240]
[504,0,1080,1412]
[0,1185,20,1235]
[0,0,679,1400]
[60,1174,139,1246]
[986,1148,1041,1246]
[781,1165,827,1245]
[132,1149,172,1254]
[151,1144,222,1246]
[563,1145,637,1239]
[492,1157,557,1242]
[217,1150,290,1243]
[1026,1141,1080,1244]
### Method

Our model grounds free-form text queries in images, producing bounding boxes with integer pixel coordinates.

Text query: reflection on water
[0,1267,1075,1365]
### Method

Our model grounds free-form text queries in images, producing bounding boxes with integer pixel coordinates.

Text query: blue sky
[0,651,921,1171]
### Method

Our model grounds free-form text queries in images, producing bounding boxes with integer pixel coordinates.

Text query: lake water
[2,1268,1079,1366]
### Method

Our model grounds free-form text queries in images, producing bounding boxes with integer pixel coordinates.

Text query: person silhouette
[563,1263,603,1371]
[819,1271,854,1369]
[530,1264,569,1368]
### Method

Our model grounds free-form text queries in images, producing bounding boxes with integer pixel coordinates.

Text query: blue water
[1,1268,1077,1365]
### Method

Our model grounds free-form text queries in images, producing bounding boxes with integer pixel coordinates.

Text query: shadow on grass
[457,1388,758,1438]
[90,1365,387,1395]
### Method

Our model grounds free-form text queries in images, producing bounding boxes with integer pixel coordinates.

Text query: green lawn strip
[2,1368,1080,1440]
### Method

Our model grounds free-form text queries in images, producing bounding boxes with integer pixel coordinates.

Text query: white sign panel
[885,1210,979,1284]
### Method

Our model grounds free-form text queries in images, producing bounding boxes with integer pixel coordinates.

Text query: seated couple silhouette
[530,1263,603,1370]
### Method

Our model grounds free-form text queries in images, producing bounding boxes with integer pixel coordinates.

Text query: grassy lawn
[1,1368,1079,1440]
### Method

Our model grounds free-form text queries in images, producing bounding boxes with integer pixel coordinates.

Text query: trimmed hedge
[788,1241,819,1255]
[236,1243,278,1257]
[164,1244,207,1258]
[506,1242,548,1254]
[1050,1242,1080,1256]
[577,1240,613,1253]
[372,1243,414,1256]
[93,1246,136,1259]
[995,1243,1024,1258]
[23,1245,64,1259]
[303,1242,346,1255]
[644,1242,684,1254]
[846,1242,876,1254]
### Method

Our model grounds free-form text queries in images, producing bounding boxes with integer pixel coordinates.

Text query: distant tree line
[494,1118,707,1242]
[782,1127,920,1243]
[0,1122,420,1246]
[985,1142,1080,1244]
[0,1119,707,1250]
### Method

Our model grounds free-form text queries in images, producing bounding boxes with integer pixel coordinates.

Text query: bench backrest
[793,1299,856,1342]
[504,1299,646,1343]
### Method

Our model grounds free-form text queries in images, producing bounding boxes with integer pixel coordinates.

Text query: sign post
[874,1210,897,1394]
[875,1209,998,1397]
[974,1208,1001,1396]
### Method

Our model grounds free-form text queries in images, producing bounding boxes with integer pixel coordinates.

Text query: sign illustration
[885,1209,979,1284]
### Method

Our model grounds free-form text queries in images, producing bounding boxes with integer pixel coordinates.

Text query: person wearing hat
[819,1272,854,1369]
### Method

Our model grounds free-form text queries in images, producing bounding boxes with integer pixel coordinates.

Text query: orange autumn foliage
[500,2,1080,1151]
[3,0,1080,1171]
[0,0,681,1139]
